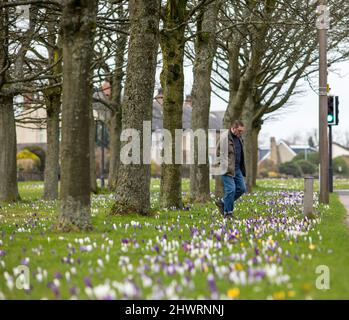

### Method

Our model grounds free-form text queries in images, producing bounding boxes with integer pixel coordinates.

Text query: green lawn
[256,178,349,191]
[0,179,349,300]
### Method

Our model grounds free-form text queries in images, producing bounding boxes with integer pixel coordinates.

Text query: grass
[0,179,349,300]
[256,178,349,191]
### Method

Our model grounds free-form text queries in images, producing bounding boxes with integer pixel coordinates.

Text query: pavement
[335,190,349,227]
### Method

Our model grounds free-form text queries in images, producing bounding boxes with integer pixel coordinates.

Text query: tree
[106,3,128,191]
[159,0,188,209]
[279,161,302,177]
[308,136,315,148]
[43,7,62,200]
[333,157,349,177]
[213,0,349,191]
[111,0,160,215]
[190,0,220,203]
[59,0,97,231]
[0,4,20,202]
[295,159,317,175]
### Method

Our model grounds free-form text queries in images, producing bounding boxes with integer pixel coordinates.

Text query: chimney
[270,137,280,165]
[155,87,163,105]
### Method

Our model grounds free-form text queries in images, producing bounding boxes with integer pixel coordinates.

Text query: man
[215,120,247,217]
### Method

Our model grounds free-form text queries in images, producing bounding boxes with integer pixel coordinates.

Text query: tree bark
[59,0,97,231]
[0,5,19,202]
[0,95,20,202]
[190,0,219,203]
[43,21,62,201]
[43,92,60,200]
[242,96,262,192]
[111,0,160,215]
[89,107,97,193]
[251,123,261,188]
[159,0,188,209]
[107,110,122,191]
[214,130,224,199]
[108,18,127,191]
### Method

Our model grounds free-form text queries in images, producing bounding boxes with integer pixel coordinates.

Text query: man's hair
[231,120,244,128]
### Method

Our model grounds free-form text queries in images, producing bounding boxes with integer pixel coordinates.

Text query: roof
[152,101,224,131]
[259,149,270,162]
[332,142,349,152]
[258,139,317,163]
[92,89,224,131]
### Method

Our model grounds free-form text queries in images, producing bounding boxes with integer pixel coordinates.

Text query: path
[336,189,349,227]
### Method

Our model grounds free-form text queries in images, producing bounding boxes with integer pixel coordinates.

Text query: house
[332,142,349,158]
[16,93,47,151]
[258,137,318,172]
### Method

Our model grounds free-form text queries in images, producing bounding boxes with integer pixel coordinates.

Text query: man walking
[215,120,247,217]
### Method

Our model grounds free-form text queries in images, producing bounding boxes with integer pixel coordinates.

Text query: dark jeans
[221,169,246,214]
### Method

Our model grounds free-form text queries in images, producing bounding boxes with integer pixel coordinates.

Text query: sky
[180,59,349,147]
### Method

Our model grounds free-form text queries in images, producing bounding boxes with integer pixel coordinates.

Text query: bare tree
[212,0,349,191]
[190,0,221,202]
[59,0,97,231]
[159,0,188,209]
[0,4,19,200]
[111,0,160,215]
[42,6,62,200]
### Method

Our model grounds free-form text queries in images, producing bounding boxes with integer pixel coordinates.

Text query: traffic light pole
[328,125,333,193]
[318,0,329,204]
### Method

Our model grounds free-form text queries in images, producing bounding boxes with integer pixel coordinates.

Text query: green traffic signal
[327,95,338,125]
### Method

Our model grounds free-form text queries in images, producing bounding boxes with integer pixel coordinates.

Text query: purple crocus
[70,287,78,296]
[207,274,218,299]
[54,272,62,280]
[84,277,93,288]
[121,238,129,245]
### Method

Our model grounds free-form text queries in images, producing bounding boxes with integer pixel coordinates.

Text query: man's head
[231,120,245,138]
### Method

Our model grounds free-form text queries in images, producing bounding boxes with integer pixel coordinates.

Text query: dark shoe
[215,199,224,216]
[223,211,234,219]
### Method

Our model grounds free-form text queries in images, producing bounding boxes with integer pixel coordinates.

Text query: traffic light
[335,96,339,125]
[327,96,334,124]
[327,96,339,125]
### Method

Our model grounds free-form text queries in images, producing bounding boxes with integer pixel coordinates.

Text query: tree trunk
[0,6,19,203]
[108,19,127,191]
[59,0,97,231]
[214,131,224,199]
[111,0,160,215]
[242,96,254,192]
[0,95,20,202]
[252,124,261,188]
[190,1,219,203]
[159,0,188,209]
[43,92,60,200]
[107,110,122,191]
[43,24,62,201]
[242,96,262,192]
[89,107,97,193]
